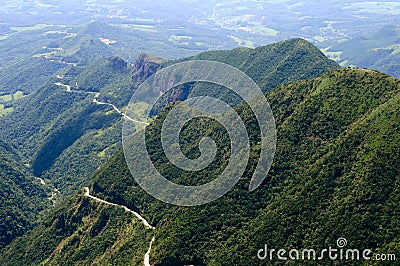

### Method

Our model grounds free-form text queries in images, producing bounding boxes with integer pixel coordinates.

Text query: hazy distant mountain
[329,24,400,78]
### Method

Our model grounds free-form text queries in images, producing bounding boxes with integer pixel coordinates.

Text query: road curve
[84,187,155,266]
[54,82,149,126]
[84,187,154,229]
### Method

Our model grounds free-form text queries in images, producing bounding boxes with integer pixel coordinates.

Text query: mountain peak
[131,53,164,83]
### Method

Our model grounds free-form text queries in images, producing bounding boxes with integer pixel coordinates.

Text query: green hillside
[0,38,338,198]
[0,140,48,248]
[0,38,341,259]
[0,190,153,265]
[173,38,340,92]
[0,56,132,195]
[2,67,398,265]
[151,38,339,115]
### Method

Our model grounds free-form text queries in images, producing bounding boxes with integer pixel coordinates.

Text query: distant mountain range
[327,24,400,78]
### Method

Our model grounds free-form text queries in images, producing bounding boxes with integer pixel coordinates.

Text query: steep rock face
[131,53,186,113]
[108,56,128,72]
[131,53,163,84]
[145,38,340,116]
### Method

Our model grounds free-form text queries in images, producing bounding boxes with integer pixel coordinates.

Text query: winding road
[57,75,154,265]
[54,80,149,126]
[84,187,155,266]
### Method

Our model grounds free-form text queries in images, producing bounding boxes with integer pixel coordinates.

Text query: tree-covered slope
[0,190,153,266]
[0,140,48,248]
[210,68,400,265]
[0,38,338,199]
[0,56,134,196]
[2,68,399,265]
[151,38,339,115]
[176,38,340,91]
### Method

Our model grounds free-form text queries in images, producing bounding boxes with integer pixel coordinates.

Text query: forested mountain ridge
[0,55,136,196]
[0,38,338,198]
[0,38,341,263]
[0,1,398,262]
[93,68,400,266]
[169,38,340,92]
[1,65,398,265]
[151,38,339,114]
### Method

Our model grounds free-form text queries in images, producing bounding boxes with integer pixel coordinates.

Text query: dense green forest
[0,140,49,248]
[177,38,340,91]
[0,38,341,265]
[1,64,398,265]
[152,38,339,115]
[0,38,338,197]
[90,68,400,266]
[0,2,399,264]
[0,56,131,195]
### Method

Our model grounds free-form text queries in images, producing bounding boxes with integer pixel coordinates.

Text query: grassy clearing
[321,47,343,61]
[14,91,24,100]
[125,102,150,122]
[339,60,349,67]
[338,38,349,44]
[119,24,157,33]
[229,35,254,48]
[93,129,104,138]
[130,24,154,29]
[372,44,400,54]
[97,146,111,158]
[0,94,12,102]
[62,33,77,39]
[0,91,25,103]
[133,27,157,33]
[97,149,106,158]
[131,18,155,23]
[45,30,70,35]
[0,104,13,116]
[105,109,115,116]
[313,35,327,42]
[168,35,193,42]
[250,22,279,36]
[195,41,207,47]
[33,51,57,58]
